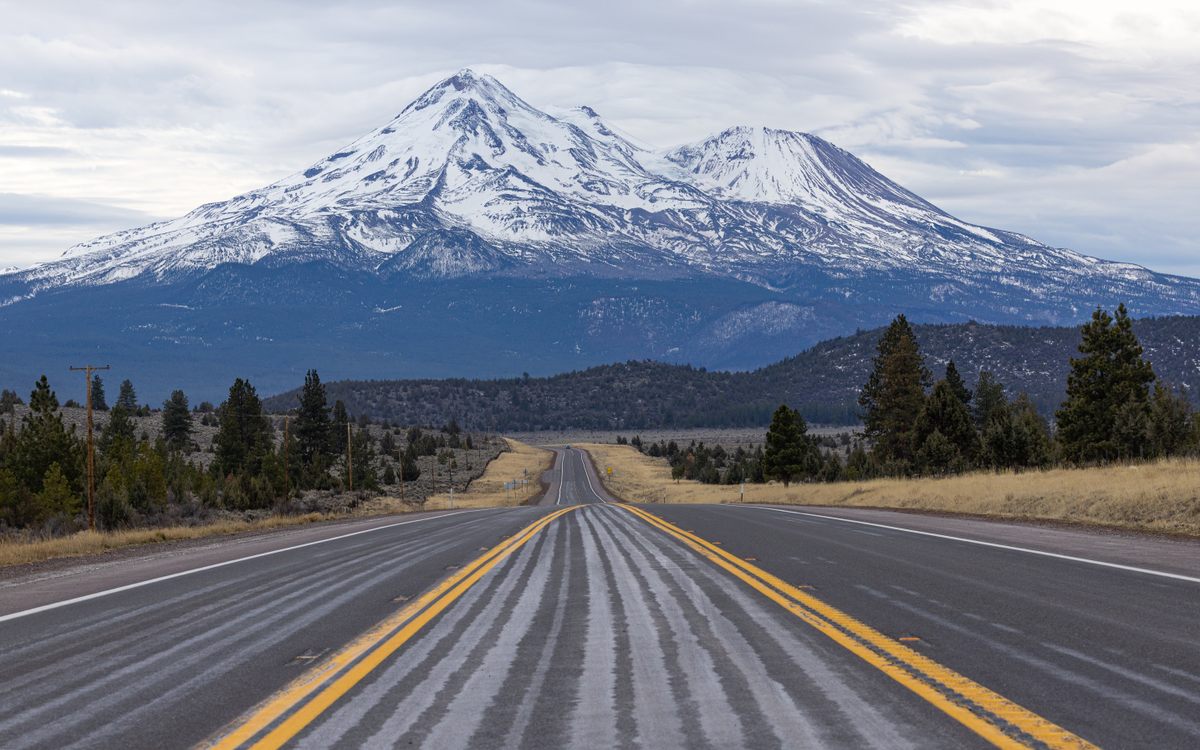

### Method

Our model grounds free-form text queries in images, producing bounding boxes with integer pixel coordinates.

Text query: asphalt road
[1,446,1197,748]
[537,446,611,506]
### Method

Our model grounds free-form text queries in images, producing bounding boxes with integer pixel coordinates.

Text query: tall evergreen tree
[36,462,80,523]
[295,370,331,470]
[1056,304,1156,463]
[98,404,136,457]
[116,379,138,411]
[944,360,972,408]
[982,394,1053,470]
[213,378,272,476]
[912,379,978,474]
[398,444,421,482]
[1146,384,1193,458]
[9,376,82,495]
[91,375,108,411]
[972,370,1008,430]
[161,390,193,451]
[348,427,378,491]
[763,404,817,486]
[859,315,930,467]
[0,389,22,413]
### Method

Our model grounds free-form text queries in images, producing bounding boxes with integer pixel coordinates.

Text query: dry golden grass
[0,439,552,569]
[0,513,336,569]
[420,438,554,510]
[580,442,1200,536]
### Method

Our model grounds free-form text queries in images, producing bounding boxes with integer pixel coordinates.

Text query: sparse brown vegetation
[0,512,338,568]
[420,439,553,510]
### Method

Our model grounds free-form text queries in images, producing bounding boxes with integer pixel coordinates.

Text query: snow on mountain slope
[6,69,1199,318]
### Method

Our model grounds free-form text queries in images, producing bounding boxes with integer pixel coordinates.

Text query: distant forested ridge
[263,316,1200,430]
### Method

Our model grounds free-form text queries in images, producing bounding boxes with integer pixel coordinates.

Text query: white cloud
[0,0,1195,276]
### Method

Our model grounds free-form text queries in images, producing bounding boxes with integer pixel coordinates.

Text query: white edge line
[746,505,1200,585]
[0,509,490,624]
[575,448,607,504]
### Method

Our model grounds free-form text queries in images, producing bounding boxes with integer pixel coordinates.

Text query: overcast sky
[1,0,1197,275]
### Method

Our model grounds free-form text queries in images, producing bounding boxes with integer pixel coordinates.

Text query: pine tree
[399,446,421,482]
[0,389,22,413]
[116,379,138,411]
[349,427,378,490]
[914,429,958,475]
[972,370,1007,430]
[36,462,80,523]
[944,360,972,408]
[859,315,930,467]
[91,375,108,411]
[161,390,193,451]
[9,376,82,495]
[763,404,817,486]
[845,443,873,481]
[382,465,396,485]
[99,405,136,457]
[912,379,978,473]
[295,370,331,471]
[126,442,168,512]
[982,394,1052,470]
[1056,304,1156,463]
[1147,384,1193,458]
[214,378,272,476]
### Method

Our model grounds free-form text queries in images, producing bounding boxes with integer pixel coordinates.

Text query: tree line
[264,315,1200,431]
[0,369,474,533]
[633,305,1200,486]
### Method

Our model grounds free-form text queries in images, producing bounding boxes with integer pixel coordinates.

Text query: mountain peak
[399,68,528,119]
[7,69,1197,331]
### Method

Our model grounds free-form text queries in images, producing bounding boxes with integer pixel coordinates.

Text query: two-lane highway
[2,445,1197,748]
[538,446,612,505]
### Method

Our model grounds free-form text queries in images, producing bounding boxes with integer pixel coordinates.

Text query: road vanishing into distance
[2,447,1199,749]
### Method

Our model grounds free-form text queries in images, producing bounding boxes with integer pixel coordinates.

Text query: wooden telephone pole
[346,423,353,492]
[69,364,110,531]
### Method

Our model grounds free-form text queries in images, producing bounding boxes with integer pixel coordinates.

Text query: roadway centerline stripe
[745,505,1200,584]
[620,504,1097,750]
[208,506,578,750]
[0,509,494,624]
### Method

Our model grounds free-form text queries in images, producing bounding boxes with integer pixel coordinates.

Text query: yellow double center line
[208,506,577,750]
[618,504,1097,750]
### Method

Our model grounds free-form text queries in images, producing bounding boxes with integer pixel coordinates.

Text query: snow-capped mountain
[2,69,1198,400]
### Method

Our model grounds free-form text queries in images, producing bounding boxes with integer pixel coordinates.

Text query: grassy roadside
[412,438,554,511]
[579,442,1200,537]
[0,512,351,569]
[0,439,551,569]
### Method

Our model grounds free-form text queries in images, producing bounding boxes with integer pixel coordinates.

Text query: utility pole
[346,423,353,493]
[69,364,110,532]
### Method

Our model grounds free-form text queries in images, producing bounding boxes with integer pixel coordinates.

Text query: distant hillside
[263,316,1200,430]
